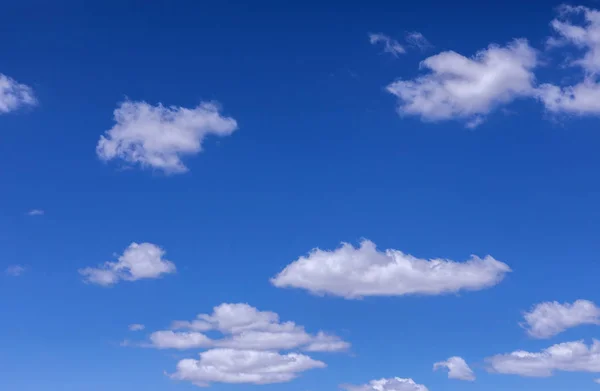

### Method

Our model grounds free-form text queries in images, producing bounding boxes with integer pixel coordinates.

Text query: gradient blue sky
[2,0,600,390]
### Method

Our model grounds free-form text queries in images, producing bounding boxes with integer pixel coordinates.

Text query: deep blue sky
[2,0,600,390]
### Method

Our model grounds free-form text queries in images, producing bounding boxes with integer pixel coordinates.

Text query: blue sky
[3,0,600,390]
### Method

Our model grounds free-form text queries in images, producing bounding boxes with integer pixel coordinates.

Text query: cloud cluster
[522,300,600,339]
[79,242,176,286]
[0,73,36,114]
[487,339,600,377]
[96,100,238,174]
[271,240,510,299]
[141,303,347,386]
[342,377,429,391]
[433,356,475,381]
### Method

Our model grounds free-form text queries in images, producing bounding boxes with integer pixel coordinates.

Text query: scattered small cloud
[342,377,429,391]
[405,31,432,50]
[369,33,406,57]
[271,240,510,299]
[521,300,600,339]
[5,265,27,277]
[433,356,476,381]
[129,324,145,331]
[96,100,238,174]
[79,242,176,286]
[0,73,36,114]
[27,209,44,216]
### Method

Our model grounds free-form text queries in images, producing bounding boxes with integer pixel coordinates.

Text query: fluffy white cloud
[342,377,429,391]
[128,324,145,331]
[271,240,510,299]
[27,209,44,216]
[405,32,431,50]
[5,265,26,277]
[155,303,349,352]
[96,100,237,174]
[522,300,600,339]
[0,73,36,114]
[433,356,475,381]
[537,6,600,114]
[169,348,325,386]
[79,242,176,286]
[369,33,406,57]
[487,339,600,377]
[386,39,537,127]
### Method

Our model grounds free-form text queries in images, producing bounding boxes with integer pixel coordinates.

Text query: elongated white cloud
[522,300,600,339]
[148,303,349,352]
[342,377,429,391]
[5,265,26,277]
[369,33,406,57]
[79,242,176,286]
[128,324,145,331]
[170,348,325,386]
[537,5,600,114]
[0,73,36,113]
[433,356,475,381]
[97,100,237,174]
[27,209,44,216]
[271,240,510,299]
[487,339,600,377]
[386,39,537,127]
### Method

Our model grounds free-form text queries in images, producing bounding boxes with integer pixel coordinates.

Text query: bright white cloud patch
[487,339,600,377]
[271,240,510,299]
[433,356,476,381]
[151,303,349,352]
[128,324,145,331]
[5,265,26,277]
[170,348,325,386]
[343,377,429,391]
[522,300,600,339]
[386,39,537,127]
[27,209,44,216]
[79,242,176,286]
[0,73,36,114]
[96,100,237,174]
[537,6,600,115]
[369,33,406,57]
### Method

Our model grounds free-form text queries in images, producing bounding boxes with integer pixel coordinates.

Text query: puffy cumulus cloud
[386,39,537,127]
[128,324,145,331]
[522,300,600,339]
[148,303,349,352]
[96,100,237,174]
[486,339,600,377]
[537,6,600,115]
[433,356,476,381]
[169,348,325,386]
[5,265,27,277]
[79,242,176,286]
[342,377,429,391]
[369,33,406,57]
[0,73,36,114]
[271,240,510,299]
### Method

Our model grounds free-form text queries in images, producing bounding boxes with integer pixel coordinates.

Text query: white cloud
[342,377,429,391]
[537,6,600,115]
[433,356,476,381]
[96,100,237,174]
[5,265,26,277]
[79,242,176,286]
[386,39,537,127]
[0,73,36,114]
[369,33,406,57]
[154,303,349,352]
[271,240,510,299]
[487,339,600,377]
[27,209,44,216]
[522,300,600,339]
[169,348,325,386]
[595,378,600,383]
[405,32,431,50]
[128,324,145,331]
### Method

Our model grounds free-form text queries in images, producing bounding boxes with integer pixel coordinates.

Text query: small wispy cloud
[129,324,145,331]
[27,209,44,216]
[5,265,27,276]
[405,31,432,50]
[369,33,406,57]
